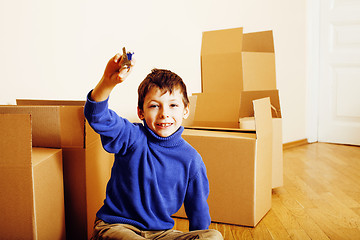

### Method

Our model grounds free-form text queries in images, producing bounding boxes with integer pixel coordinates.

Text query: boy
[84,52,223,240]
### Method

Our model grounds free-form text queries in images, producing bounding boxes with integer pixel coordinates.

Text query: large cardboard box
[186,90,283,188]
[0,114,66,239]
[1,101,114,240]
[175,97,273,227]
[201,27,276,93]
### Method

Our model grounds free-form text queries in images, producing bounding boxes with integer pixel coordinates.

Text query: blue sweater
[84,93,211,231]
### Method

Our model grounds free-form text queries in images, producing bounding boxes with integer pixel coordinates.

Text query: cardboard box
[0,114,66,239]
[1,101,114,240]
[201,27,276,93]
[187,90,283,189]
[175,97,273,227]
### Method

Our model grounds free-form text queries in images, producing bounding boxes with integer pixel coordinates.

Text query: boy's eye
[170,104,179,108]
[149,104,159,108]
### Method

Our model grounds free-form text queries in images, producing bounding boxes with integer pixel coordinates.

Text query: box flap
[0,106,61,148]
[185,126,255,134]
[0,114,32,166]
[252,97,273,224]
[16,99,89,148]
[239,90,281,118]
[243,30,274,52]
[201,27,243,55]
[60,107,85,148]
[182,95,197,127]
[241,52,277,90]
[0,114,36,238]
[17,99,85,106]
[192,92,241,128]
[253,97,273,140]
[201,53,244,93]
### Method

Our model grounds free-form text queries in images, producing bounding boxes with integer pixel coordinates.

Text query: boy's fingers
[113,53,122,63]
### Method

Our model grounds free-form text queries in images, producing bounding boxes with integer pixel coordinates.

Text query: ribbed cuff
[85,90,109,116]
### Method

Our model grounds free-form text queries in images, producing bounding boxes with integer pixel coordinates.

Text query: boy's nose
[160,108,169,118]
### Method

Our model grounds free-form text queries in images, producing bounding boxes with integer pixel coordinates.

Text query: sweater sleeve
[84,91,138,154]
[184,160,211,231]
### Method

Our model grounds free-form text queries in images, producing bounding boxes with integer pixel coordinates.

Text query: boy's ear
[183,104,190,119]
[137,107,145,120]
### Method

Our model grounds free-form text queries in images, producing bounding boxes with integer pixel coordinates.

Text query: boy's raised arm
[91,52,135,102]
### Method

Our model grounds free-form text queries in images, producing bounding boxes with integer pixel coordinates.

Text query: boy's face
[137,87,189,138]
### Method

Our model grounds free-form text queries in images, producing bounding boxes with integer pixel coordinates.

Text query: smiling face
[137,87,189,138]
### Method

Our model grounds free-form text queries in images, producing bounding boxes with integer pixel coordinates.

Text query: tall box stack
[0,112,66,239]
[194,27,283,189]
[0,102,114,240]
[175,27,283,227]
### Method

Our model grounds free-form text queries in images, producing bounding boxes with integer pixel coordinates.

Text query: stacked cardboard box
[0,101,114,240]
[177,97,273,227]
[174,27,283,226]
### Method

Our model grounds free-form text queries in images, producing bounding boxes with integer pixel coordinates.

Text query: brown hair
[138,69,189,110]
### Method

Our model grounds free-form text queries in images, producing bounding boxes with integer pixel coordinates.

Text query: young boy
[84,52,223,240]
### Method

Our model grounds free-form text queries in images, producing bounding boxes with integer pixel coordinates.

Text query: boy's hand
[103,53,135,85]
[91,52,135,102]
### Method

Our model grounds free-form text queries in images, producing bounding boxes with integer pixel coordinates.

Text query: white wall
[0,0,307,143]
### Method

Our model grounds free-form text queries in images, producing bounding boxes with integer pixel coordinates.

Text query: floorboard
[173,143,360,239]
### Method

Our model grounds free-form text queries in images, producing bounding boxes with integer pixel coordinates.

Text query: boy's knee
[202,229,223,240]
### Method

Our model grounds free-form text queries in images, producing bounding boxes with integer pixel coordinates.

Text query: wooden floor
[173,142,360,239]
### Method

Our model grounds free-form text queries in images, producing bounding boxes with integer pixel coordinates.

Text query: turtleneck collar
[143,120,184,147]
